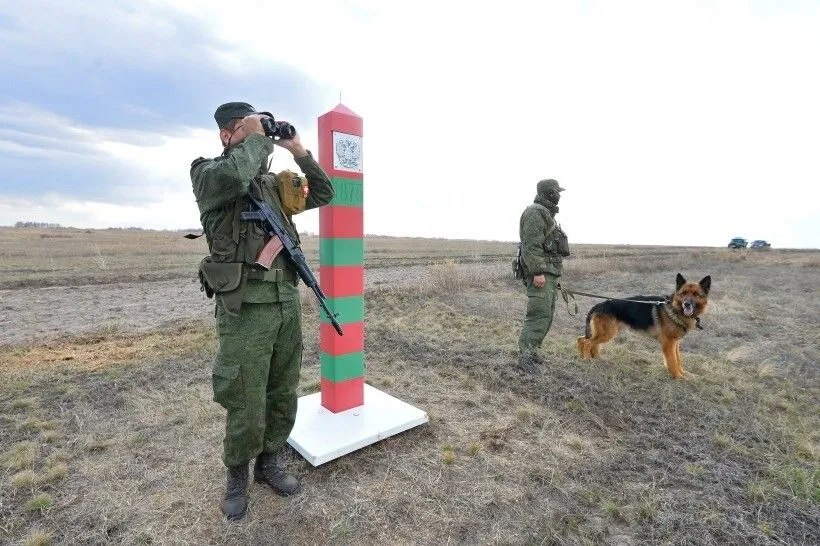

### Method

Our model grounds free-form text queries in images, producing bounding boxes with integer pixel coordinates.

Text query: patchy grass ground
[0,234,818,544]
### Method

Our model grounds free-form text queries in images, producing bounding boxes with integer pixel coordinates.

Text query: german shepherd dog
[576,274,711,379]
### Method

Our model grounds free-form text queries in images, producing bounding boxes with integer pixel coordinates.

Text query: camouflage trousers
[213,298,303,467]
[518,273,559,353]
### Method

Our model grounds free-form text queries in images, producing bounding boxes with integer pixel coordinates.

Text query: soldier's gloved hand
[533,274,546,288]
[273,129,308,158]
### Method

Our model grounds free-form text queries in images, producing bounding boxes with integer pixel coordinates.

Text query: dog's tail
[583,304,599,339]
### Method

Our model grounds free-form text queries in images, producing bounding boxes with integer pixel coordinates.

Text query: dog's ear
[676,273,686,290]
[699,275,711,295]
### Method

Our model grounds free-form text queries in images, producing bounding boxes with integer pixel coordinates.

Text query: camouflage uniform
[191,106,334,469]
[518,179,566,357]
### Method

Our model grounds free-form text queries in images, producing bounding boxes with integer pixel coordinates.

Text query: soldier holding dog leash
[514,179,571,373]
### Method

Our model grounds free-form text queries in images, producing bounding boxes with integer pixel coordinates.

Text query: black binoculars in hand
[261,117,296,139]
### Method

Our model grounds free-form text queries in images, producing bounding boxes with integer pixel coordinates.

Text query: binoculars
[261,117,296,140]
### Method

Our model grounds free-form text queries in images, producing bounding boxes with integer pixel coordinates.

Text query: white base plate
[287,384,428,466]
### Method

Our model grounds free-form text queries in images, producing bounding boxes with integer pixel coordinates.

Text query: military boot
[221,463,249,521]
[254,452,301,496]
[516,350,543,374]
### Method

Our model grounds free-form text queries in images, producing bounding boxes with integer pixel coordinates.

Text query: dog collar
[662,303,691,331]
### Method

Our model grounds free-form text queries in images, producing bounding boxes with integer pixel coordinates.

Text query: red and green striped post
[318,104,364,413]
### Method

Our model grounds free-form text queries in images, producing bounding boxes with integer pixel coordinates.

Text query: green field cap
[214,102,273,129]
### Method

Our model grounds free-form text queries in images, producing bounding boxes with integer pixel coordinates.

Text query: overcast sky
[1,0,818,248]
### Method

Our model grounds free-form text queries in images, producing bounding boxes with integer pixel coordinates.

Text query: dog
[576,273,711,379]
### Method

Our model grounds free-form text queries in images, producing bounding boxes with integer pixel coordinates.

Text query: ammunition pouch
[554,226,570,257]
[198,258,247,316]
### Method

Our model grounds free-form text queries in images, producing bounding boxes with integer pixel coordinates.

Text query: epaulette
[190,157,208,168]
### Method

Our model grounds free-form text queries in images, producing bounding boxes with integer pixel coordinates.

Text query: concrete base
[287,384,428,466]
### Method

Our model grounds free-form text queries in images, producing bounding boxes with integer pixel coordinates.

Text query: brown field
[0,226,818,545]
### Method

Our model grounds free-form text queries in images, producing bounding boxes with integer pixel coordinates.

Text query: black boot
[220,463,249,521]
[254,452,301,496]
[516,350,543,374]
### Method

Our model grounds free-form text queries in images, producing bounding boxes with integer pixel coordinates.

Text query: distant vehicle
[728,237,748,249]
[750,240,771,250]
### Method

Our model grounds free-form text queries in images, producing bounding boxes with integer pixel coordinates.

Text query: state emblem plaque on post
[333,131,363,172]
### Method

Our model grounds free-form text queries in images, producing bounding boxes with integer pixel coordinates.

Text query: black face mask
[546,189,561,204]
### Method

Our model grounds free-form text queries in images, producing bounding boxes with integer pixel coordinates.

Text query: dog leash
[556,283,580,316]
[559,285,669,305]
[556,283,668,317]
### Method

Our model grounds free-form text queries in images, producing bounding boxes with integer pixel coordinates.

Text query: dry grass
[3,442,37,471]
[22,532,52,546]
[0,227,516,289]
[0,227,208,289]
[38,463,68,485]
[0,321,215,373]
[11,470,36,488]
[0,234,818,544]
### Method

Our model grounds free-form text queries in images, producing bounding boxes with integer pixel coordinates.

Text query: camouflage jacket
[191,133,334,302]
[519,195,563,277]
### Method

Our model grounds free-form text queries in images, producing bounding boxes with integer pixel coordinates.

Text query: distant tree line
[15,221,62,228]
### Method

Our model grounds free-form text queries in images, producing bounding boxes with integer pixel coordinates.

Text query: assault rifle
[240,194,344,336]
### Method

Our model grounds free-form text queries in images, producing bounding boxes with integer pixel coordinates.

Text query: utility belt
[198,258,296,316]
[244,266,296,282]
